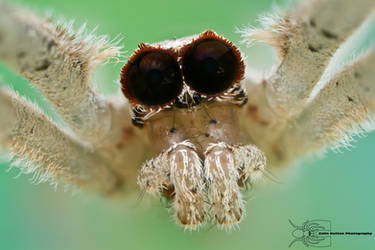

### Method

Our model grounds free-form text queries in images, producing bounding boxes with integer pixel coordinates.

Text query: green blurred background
[0,0,374,249]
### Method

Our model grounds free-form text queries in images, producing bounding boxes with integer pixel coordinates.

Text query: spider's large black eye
[182,37,242,95]
[121,49,183,106]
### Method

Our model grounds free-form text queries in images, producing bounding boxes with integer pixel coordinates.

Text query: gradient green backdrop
[0,0,374,250]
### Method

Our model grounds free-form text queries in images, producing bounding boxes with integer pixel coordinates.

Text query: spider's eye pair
[122,49,182,106]
[121,32,244,106]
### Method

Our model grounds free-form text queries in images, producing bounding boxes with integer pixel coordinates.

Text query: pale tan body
[0,0,374,229]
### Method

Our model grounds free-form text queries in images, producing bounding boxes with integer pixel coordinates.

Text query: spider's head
[120,30,263,229]
[120,30,247,152]
[121,30,246,121]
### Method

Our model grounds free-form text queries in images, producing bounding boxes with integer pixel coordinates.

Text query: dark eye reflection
[182,39,240,95]
[122,50,182,106]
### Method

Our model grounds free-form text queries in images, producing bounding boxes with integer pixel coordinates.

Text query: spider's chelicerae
[0,0,374,230]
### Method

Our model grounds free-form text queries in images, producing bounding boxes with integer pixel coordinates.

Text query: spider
[0,0,374,230]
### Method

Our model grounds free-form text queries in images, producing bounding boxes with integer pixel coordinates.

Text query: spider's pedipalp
[138,139,269,229]
[169,142,206,228]
[244,0,375,119]
[204,142,244,227]
[271,49,375,166]
[138,141,206,229]
[0,87,120,193]
[0,3,121,146]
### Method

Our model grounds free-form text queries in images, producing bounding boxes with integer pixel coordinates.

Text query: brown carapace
[120,30,266,229]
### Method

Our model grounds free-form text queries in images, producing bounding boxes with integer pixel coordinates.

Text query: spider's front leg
[0,3,148,191]
[240,0,375,163]
[0,3,120,146]
[249,0,374,117]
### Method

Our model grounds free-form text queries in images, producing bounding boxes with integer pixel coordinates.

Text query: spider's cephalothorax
[120,30,266,228]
